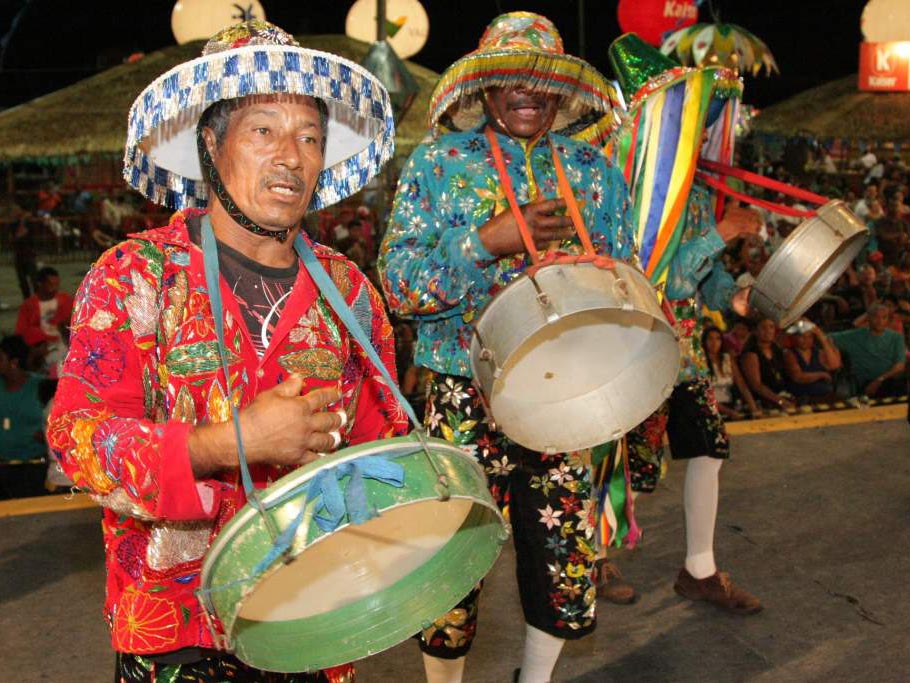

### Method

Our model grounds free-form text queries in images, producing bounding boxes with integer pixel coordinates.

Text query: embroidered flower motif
[113,589,180,652]
[538,504,563,530]
[68,333,127,388]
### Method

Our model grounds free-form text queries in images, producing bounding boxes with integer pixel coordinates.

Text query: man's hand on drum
[188,375,345,477]
[478,198,574,256]
[716,204,763,243]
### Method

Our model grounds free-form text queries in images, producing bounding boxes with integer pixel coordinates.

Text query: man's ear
[201,127,218,160]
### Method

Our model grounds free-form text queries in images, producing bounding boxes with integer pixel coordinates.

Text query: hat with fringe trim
[123,20,395,211]
[427,12,621,133]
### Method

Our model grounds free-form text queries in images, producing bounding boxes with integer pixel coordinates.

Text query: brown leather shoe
[673,568,763,615]
[594,559,638,605]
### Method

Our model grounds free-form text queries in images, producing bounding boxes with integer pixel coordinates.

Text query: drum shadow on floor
[0,512,102,606]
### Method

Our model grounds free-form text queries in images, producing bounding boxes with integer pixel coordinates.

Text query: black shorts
[665,378,730,460]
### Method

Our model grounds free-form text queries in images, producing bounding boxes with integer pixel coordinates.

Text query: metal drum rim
[753,200,869,324]
[216,492,506,634]
[469,261,677,378]
[200,435,489,604]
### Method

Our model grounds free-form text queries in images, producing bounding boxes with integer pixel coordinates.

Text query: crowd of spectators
[702,145,909,416]
[1,147,908,499]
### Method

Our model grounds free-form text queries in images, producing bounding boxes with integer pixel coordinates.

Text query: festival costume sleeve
[665,185,728,302]
[47,252,220,522]
[594,162,636,261]
[378,145,498,320]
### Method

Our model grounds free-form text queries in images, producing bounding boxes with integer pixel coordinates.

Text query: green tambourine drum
[198,434,508,673]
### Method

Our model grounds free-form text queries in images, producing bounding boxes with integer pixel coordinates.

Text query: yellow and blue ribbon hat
[123,20,395,211]
[427,11,622,134]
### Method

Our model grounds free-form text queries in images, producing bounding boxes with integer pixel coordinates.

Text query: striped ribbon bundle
[606,69,716,287]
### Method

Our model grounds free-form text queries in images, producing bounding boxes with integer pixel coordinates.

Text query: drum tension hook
[529,274,559,323]
[415,426,452,501]
[473,328,501,378]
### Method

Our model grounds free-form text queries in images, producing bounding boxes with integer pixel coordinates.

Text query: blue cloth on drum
[251,454,408,577]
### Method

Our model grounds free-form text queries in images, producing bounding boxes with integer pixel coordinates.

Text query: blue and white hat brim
[124,44,395,211]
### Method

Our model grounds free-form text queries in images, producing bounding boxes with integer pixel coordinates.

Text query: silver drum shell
[751,200,868,327]
[469,261,680,454]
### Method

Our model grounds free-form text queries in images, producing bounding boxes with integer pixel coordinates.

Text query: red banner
[617,0,698,47]
[858,41,910,92]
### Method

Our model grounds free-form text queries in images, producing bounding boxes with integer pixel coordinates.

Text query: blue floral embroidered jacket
[379,125,634,377]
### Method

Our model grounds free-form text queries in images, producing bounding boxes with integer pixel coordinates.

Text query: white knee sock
[519,623,565,683]
[421,654,465,683]
[683,456,723,579]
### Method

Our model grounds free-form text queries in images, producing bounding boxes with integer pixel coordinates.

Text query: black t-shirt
[188,216,298,357]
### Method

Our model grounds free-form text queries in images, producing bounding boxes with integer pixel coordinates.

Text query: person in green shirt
[0,334,48,498]
[831,303,907,398]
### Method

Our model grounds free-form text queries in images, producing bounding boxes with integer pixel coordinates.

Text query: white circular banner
[345,0,429,58]
[862,0,910,42]
[171,0,267,45]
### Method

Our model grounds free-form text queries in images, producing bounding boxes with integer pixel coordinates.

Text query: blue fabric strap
[201,215,259,502]
[293,234,422,431]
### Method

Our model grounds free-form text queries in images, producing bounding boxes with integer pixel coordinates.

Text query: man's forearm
[879,361,907,381]
[187,421,236,479]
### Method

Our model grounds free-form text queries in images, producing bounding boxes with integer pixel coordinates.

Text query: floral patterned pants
[116,652,353,682]
[627,377,730,494]
[417,373,598,659]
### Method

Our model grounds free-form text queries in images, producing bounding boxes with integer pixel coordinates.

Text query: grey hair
[197,96,329,151]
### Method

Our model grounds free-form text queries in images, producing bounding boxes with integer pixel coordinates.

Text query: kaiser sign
[859,41,910,91]
[617,0,698,47]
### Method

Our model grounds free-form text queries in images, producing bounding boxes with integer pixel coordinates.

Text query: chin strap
[196,132,294,243]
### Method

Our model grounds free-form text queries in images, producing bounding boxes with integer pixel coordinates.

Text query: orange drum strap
[549,139,597,256]
[485,126,541,263]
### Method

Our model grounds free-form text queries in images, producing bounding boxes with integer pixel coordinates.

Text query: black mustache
[262,174,305,191]
[507,96,548,109]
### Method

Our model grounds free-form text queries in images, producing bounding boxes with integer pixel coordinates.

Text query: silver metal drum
[469,261,680,454]
[751,200,868,328]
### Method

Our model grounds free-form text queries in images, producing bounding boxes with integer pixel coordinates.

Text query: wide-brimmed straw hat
[427,11,621,133]
[123,20,395,211]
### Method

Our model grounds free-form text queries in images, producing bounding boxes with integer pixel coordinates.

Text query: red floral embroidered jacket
[48,209,406,656]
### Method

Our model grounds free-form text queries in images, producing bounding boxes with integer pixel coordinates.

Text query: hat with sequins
[428,11,621,133]
[123,20,395,211]
[572,33,742,147]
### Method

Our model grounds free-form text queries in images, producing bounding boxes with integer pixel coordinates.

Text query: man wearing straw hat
[582,34,762,615]
[379,12,633,683]
[47,21,404,682]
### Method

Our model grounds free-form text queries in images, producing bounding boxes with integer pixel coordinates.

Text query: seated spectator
[853,184,878,222]
[735,245,765,289]
[14,267,73,378]
[832,263,879,321]
[740,316,796,410]
[866,198,885,222]
[889,250,910,285]
[35,183,62,216]
[336,219,369,269]
[783,320,841,403]
[703,326,761,419]
[0,335,49,499]
[831,303,907,398]
[723,316,751,356]
[854,294,907,338]
[873,196,910,265]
